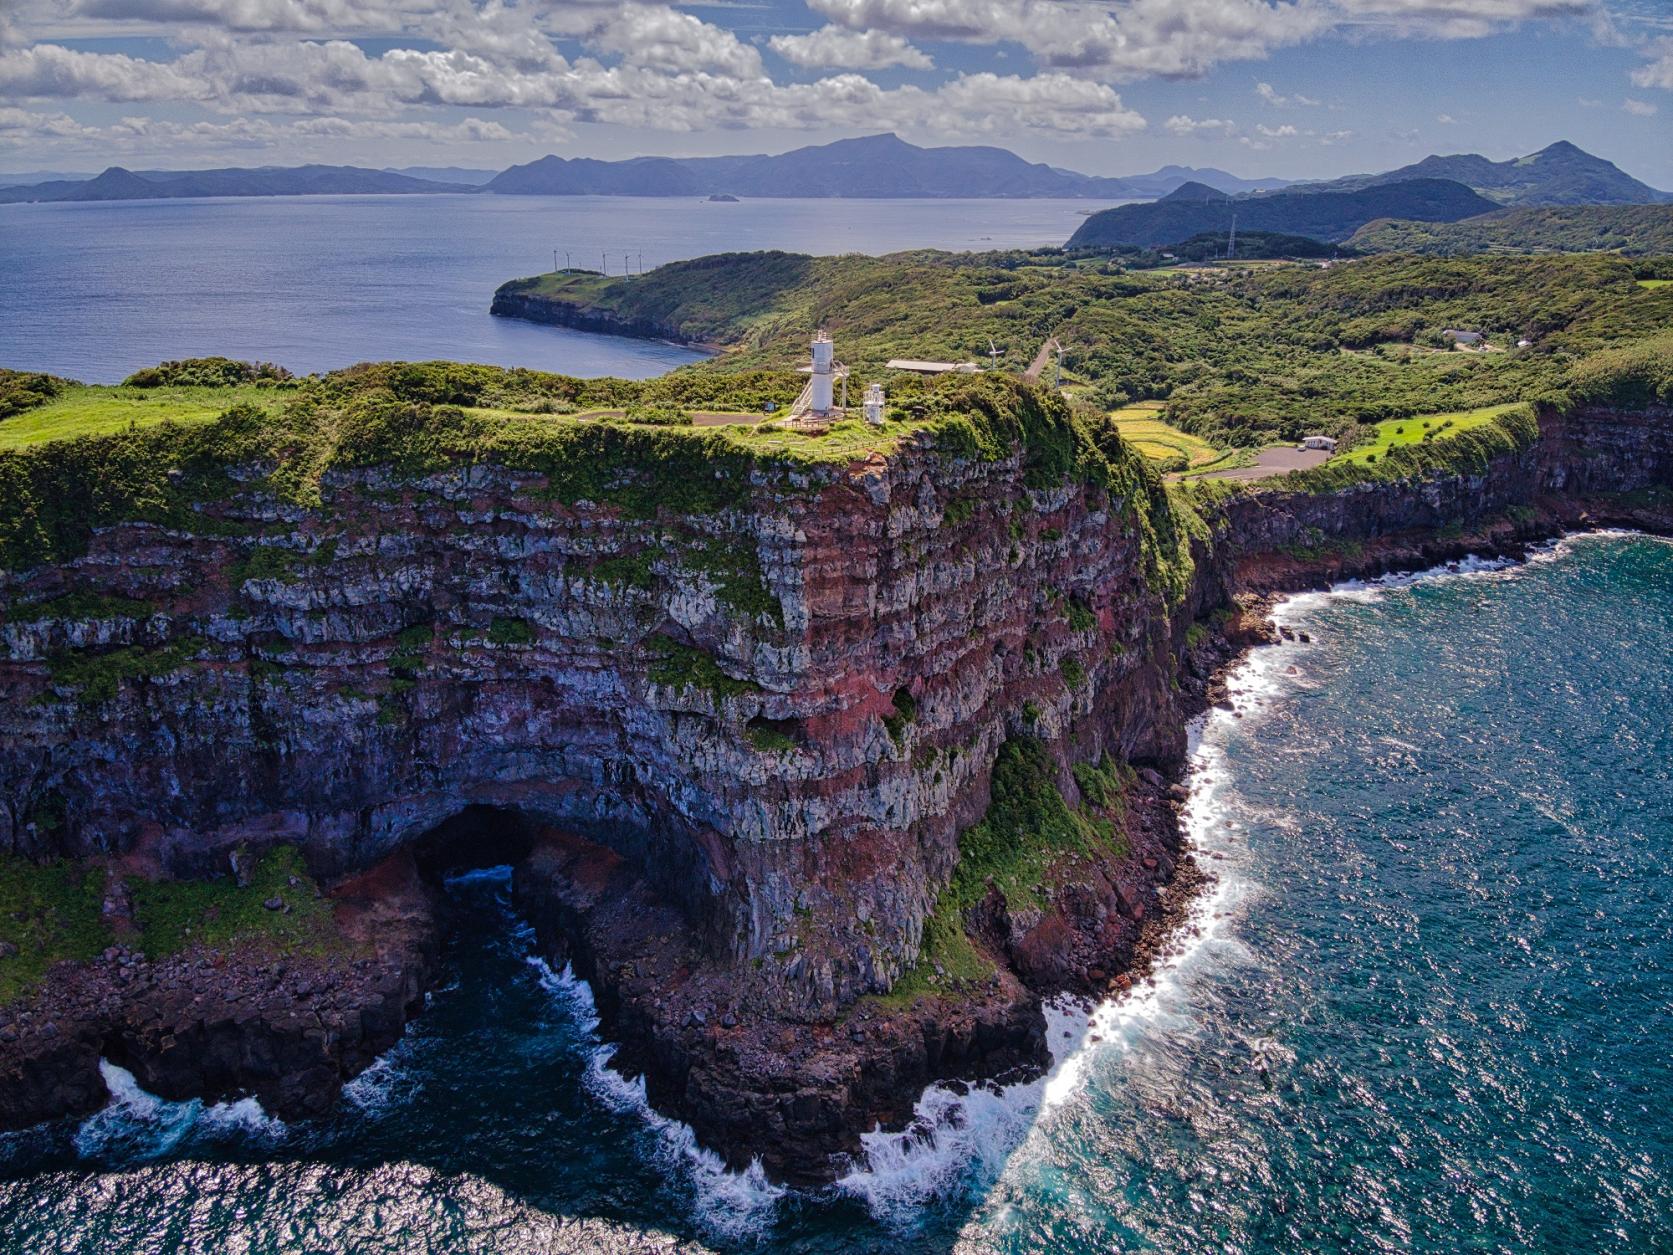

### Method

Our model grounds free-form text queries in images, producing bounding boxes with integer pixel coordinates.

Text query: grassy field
[1108,403,1251,476]
[1330,403,1527,466]
[0,846,342,1004]
[1638,279,1672,290]
[0,383,284,452]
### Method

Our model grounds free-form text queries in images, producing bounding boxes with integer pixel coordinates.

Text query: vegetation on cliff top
[0,360,1179,579]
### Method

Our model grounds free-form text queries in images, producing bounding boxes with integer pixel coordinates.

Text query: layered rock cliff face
[2,396,1664,1182]
[0,412,1218,1178]
[1220,402,1673,590]
[490,288,697,347]
[0,432,1201,1000]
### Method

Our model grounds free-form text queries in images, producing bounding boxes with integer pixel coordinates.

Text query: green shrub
[883,687,917,744]
[123,358,292,388]
[0,369,65,420]
[47,635,206,704]
[487,616,537,646]
[645,634,760,698]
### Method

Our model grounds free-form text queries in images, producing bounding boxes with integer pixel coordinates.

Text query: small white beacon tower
[810,331,835,416]
[863,382,885,426]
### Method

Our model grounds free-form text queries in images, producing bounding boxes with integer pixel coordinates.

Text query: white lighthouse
[810,330,835,416]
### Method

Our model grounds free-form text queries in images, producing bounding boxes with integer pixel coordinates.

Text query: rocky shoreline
[509,761,1209,1184]
[0,852,439,1132]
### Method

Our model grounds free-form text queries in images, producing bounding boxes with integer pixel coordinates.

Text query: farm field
[1329,403,1527,466]
[1108,403,1250,476]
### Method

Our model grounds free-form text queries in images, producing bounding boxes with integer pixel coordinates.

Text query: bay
[0,194,1097,383]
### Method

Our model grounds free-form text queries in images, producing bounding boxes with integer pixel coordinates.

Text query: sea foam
[529,958,786,1240]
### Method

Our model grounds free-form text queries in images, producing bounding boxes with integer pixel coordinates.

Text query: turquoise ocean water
[1,532,1668,1253]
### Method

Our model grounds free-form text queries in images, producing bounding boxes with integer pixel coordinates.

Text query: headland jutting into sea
[0,244,1669,1186]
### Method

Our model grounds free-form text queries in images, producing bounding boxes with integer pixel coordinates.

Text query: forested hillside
[1350,205,1673,257]
[495,249,1673,449]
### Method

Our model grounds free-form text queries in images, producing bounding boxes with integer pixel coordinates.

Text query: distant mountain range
[0,163,473,204]
[383,166,498,186]
[1294,141,1672,207]
[481,134,1291,199]
[0,170,96,187]
[1068,178,1500,249]
[1,136,1663,212]
[0,135,1290,205]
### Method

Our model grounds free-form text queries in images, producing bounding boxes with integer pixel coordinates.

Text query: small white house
[1442,328,1484,347]
[1301,435,1338,452]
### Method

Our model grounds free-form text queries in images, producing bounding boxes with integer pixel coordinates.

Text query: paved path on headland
[1024,337,1061,383]
[1189,445,1332,482]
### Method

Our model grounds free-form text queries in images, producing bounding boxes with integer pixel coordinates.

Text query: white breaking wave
[831,552,1445,1226]
[74,1060,285,1162]
[836,724,1263,1226]
[528,958,786,1241]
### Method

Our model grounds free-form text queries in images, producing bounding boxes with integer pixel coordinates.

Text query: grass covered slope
[1328,404,1527,467]
[0,846,339,1004]
[0,382,289,452]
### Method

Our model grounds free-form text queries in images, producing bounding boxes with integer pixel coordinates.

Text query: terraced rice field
[1108,403,1248,476]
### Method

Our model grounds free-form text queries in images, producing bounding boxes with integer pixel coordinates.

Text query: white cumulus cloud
[770,25,932,70]
[1165,113,1236,135]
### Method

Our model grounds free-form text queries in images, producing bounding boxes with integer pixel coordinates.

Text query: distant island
[0,133,1291,205]
[1067,177,1499,250]
[475,133,1292,200]
[0,163,473,204]
[4,136,1665,211]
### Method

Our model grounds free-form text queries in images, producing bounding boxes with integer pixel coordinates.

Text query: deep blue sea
[0,195,1097,383]
[0,532,1667,1253]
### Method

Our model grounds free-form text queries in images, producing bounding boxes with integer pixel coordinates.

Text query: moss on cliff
[0,856,106,1004]
[888,738,1129,1001]
[129,846,337,959]
[46,635,207,705]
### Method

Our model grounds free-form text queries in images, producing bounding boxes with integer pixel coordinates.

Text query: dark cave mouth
[408,804,539,886]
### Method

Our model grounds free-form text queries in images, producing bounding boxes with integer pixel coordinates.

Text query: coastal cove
[0,532,1668,1252]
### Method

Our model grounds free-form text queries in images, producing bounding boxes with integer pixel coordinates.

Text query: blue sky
[1,0,1668,185]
